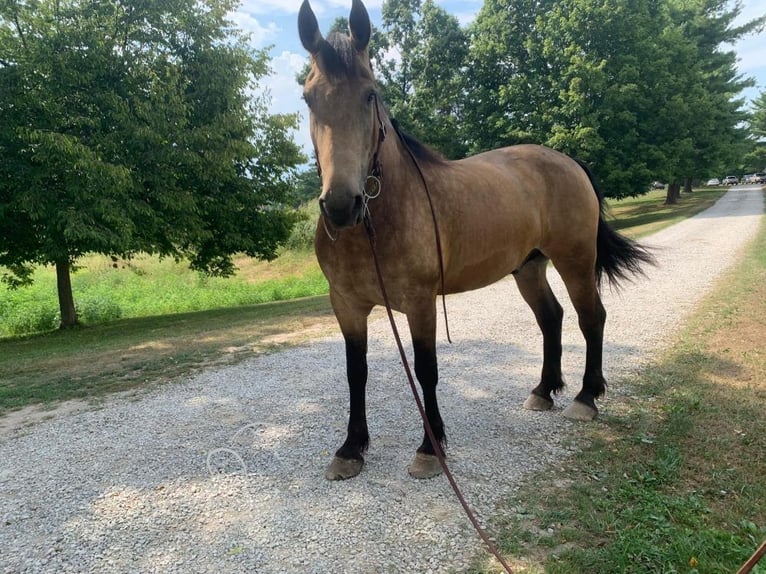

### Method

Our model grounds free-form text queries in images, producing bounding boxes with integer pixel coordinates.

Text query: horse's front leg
[325,290,373,480]
[406,301,446,479]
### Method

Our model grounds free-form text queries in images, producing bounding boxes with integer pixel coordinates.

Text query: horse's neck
[379,131,441,205]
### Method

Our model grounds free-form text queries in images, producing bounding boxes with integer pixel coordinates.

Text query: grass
[0,249,327,337]
[0,295,335,413]
[471,192,766,573]
[605,187,726,238]
[0,187,732,414]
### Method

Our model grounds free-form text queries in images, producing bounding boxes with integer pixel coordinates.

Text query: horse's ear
[298,0,323,55]
[349,0,371,52]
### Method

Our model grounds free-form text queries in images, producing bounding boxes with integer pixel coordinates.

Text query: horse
[298,0,653,481]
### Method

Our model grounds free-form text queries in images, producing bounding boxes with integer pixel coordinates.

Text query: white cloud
[231,11,280,47]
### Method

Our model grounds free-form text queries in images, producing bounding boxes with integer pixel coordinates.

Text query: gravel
[1,188,763,574]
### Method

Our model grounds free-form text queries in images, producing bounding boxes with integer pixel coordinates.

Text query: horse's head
[298,0,382,228]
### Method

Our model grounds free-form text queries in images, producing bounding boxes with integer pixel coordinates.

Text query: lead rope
[393,121,452,343]
[738,538,766,574]
[363,214,513,574]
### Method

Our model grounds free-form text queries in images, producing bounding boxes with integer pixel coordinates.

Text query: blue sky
[235,0,766,155]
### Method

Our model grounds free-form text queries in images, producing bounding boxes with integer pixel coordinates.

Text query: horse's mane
[391,118,447,165]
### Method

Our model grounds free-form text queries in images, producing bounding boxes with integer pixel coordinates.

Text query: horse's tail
[574,159,656,288]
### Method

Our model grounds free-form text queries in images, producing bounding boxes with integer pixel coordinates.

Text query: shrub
[77,297,123,324]
[283,204,319,251]
[4,305,59,335]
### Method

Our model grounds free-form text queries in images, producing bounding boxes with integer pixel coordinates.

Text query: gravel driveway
[1,188,763,574]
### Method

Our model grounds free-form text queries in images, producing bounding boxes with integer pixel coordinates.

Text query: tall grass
[1,247,327,338]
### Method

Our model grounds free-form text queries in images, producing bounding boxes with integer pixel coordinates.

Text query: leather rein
[317,96,514,574]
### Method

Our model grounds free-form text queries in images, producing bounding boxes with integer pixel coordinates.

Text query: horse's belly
[444,256,517,294]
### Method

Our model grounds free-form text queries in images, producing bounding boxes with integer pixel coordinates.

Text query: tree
[0,0,304,328]
[658,0,760,203]
[378,0,469,159]
[291,168,322,206]
[465,0,556,154]
[744,90,766,172]
[465,0,762,199]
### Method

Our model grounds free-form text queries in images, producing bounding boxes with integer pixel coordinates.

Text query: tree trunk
[665,182,681,204]
[684,178,693,193]
[56,260,79,328]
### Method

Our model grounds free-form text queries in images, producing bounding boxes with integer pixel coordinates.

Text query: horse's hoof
[325,456,363,480]
[523,394,554,411]
[408,452,443,479]
[562,400,598,421]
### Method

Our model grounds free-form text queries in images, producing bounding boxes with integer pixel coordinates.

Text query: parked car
[749,172,766,184]
[722,175,739,185]
[706,178,720,186]
[650,181,666,189]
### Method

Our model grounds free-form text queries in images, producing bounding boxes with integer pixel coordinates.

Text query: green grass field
[0,249,327,337]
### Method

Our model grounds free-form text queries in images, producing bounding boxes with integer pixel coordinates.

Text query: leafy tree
[659,0,760,202]
[290,168,322,206]
[465,0,762,199]
[379,0,469,159]
[465,0,556,153]
[744,90,766,172]
[0,0,304,328]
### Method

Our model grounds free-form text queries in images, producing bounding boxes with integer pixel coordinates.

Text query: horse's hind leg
[513,253,565,410]
[554,258,607,421]
[406,300,445,479]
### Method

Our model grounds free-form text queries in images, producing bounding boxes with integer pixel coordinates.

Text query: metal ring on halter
[364,175,381,200]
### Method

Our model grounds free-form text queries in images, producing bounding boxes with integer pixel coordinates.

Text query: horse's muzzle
[319,194,364,228]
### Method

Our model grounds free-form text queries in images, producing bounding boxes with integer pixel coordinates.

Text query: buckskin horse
[298,0,652,481]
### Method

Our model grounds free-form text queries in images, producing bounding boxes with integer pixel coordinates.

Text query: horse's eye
[367,92,376,104]
[302,92,313,108]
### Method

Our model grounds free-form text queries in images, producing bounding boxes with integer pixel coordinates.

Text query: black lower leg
[576,305,607,409]
[413,339,445,456]
[531,298,565,401]
[335,335,369,461]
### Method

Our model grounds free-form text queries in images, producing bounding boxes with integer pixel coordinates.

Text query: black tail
[575,159,656,288]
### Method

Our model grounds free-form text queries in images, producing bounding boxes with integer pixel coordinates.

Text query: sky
[235,0,766,155]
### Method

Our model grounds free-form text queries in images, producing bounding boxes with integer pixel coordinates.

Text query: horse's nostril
[353,195,363,211]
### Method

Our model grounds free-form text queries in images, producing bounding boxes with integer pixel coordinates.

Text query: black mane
[391,118,446,165]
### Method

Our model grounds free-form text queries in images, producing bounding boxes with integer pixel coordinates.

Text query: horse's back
[455,143,600,235]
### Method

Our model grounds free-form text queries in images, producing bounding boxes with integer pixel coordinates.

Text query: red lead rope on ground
[364,215,514,574]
